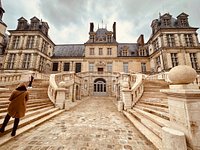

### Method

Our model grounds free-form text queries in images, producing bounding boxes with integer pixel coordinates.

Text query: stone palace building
[0,1,200,149]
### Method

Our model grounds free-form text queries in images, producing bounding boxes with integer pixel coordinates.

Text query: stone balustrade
[48,72,75,109]
[118,73,144,110]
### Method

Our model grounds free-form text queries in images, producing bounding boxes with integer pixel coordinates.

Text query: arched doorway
[93,78,106,96]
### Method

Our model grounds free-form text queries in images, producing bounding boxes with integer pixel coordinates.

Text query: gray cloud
[2,0,200,44]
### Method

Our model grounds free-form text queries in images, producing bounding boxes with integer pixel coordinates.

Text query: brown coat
[7,90,29,118]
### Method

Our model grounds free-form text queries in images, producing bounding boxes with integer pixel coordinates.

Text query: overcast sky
[2,0,200,44]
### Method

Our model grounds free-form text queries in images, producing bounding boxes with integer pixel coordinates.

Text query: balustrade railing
[119,73,145,110]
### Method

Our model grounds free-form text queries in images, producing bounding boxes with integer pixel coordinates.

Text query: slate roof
[53,44,85,57]
[118,43,138,56]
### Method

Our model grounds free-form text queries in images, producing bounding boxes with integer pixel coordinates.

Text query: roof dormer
[17,17,28,30]
[177,12,189,27]
[160,13,172,27]
[30,16,40,30]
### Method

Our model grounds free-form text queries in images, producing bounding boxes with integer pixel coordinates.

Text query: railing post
[161,65,200,149]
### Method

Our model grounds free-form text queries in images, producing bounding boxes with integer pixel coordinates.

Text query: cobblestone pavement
[0,97,157,150]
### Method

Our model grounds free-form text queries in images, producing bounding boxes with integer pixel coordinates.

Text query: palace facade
[0,2,199,75]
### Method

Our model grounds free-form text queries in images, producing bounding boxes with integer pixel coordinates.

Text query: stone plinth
[161,65,200,150]
[162,127,187,150]
[55,88,68,109]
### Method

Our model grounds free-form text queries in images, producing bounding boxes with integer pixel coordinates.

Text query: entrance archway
[93,78,106,96]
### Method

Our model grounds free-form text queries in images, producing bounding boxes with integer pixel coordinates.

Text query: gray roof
[53,44,85,57]
[118,43,138,56]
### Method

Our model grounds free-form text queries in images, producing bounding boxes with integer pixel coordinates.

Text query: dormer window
[180,18,188,27]
[32,22,38,30]
[163,18,170,26]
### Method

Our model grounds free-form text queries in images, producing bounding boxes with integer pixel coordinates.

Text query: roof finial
[102,19,103,28]
[98,23,99,29]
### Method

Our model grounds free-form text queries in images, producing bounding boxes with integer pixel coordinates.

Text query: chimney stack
[90,22,94,32]
[113,22,116,40]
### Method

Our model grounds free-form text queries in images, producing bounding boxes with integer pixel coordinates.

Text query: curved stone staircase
[123,79,170,150]
[0,79,64,145]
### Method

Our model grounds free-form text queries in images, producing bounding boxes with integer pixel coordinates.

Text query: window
[171,53,178,67]
[184,34,193,47]
[31,22,38,30]
[123,62,128,73]
[163,19,170,26]
[52,62,58,71]
[107,48,112,55]
[122,50,128,56]
[89,63,94,72]
[99,48,103,55]
[166,34,175,47]
[190,53,198,69]
[107,35,111,42]
[153,39,159,51]
[22,54,31,69]
[107,63,112,72]
[180,19,188,26]
[156,56,161,66]
[39,57,45,72]
[7,54,16,69]
[41,40,48,54]
[26,36,35,49]
[63,63,70,71]
[12,36,20,49]
[89,48,94,55]
[141,63,146,73]
[75,63,81,73]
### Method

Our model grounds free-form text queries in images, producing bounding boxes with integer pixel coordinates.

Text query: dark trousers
[0,114,20,135]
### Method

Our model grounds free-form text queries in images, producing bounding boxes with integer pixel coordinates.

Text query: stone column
[161,65,200,150]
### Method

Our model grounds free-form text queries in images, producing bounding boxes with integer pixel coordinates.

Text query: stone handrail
[119,73,144,110]
[48,72,75,109]
[147,71,200,86]
[130,73,144,107]
[0,72,51,87]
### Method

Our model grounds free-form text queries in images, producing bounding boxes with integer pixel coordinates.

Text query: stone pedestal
[122,89,132,110]
[55,88,68,109]
[162,84,200,150]
[162,127,187,150]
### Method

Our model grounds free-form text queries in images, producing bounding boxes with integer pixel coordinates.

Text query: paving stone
[0,97,157,150]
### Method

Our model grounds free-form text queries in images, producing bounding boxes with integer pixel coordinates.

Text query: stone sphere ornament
[168,65,197,84]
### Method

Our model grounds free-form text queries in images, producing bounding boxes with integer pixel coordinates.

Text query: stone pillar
[161,65,200,150]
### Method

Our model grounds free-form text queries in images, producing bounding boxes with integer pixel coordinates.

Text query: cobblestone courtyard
[0,97,156,150]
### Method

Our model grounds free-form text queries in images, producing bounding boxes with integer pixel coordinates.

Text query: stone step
[0,103,54,119]
[123,111,162,150]
[135,105,170,120]
[128,109,162,137]
[0,102,52,113]
[139,100,168,108]
[0,106,54,126]
[0,107,60,137]
[0,98,51,104]
[136,103,169,113]
[133,107,170,127]
[0,109,64,146]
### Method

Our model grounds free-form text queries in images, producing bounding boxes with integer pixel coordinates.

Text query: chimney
[90,22,94,32]
[113,22,116,40]
[137,34,144,46]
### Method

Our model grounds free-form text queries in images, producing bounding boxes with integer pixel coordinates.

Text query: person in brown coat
[0,83,29,136]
